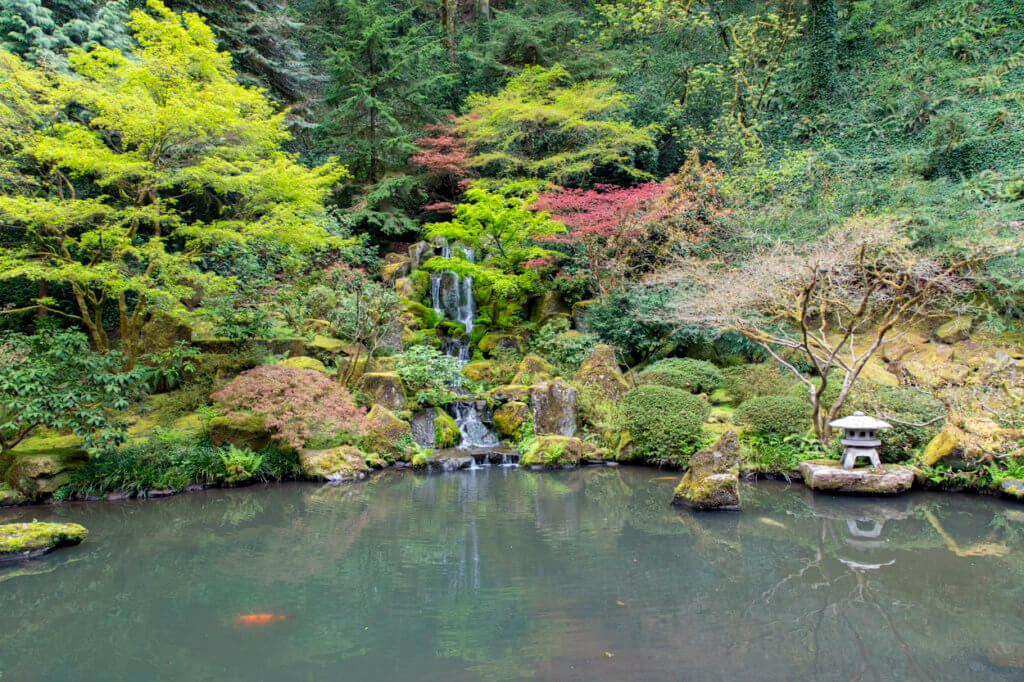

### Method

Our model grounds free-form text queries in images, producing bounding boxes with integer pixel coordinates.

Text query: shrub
[621,384,709,466]
[211,364,366,449]
[721,363,799,403]
[636,357,722,394]
[846,384,945,462]
[735,395,811,435]
[531,317,598,375]
[394,345,462,401]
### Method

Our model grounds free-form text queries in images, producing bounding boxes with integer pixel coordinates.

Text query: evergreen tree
[0,0,129,67]
[319,0,449,183]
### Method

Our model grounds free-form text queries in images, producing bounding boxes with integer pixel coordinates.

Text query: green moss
[411,451,428,468]
[277,356,329,373]
[0,483,27,506]
[412,270,432,300]
[209,414,271,450]
[520,435,584,467]
[433,408,461,449]
[494,401,530,441]
[361,405,413,457]
[0,522,88,557]
[405,301,441,329]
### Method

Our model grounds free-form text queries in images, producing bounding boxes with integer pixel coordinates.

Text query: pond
[2,467,1024,681]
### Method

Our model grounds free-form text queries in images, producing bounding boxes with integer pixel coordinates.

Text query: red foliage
[211,364,366,450]
[412,117,474,214]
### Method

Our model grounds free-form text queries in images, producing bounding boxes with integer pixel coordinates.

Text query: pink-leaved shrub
[211,364,366,449]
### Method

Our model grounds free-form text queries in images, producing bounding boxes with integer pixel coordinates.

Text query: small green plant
[395,345,463,403]
[138,342,201,393]
[741,433,827,476]
[531,318,598,375]
[219,445,264,484]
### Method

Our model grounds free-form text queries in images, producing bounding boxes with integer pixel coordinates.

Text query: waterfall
[428,244,501,449]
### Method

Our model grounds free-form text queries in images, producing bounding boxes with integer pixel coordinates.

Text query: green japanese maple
[0,0,348,365]
[423,185,564,299]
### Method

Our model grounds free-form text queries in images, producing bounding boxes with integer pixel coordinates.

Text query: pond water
[3,467,1024,681]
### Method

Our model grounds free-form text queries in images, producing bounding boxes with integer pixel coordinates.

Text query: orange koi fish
[235,613,289,626]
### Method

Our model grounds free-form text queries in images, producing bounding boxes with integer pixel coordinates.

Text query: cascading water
[429,245,500,449]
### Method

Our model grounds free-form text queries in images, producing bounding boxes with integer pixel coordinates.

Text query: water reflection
[0,471,1023,681]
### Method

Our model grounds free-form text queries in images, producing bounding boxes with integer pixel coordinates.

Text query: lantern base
[842,447,881,470]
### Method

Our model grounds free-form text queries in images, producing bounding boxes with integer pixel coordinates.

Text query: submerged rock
[1000,478,1024,501]
[299,446,370,482]
[672,431,741,511]
[520,435,585,467]
[575,344,630,401]
[530,379,577,437]
[799,459,915,494]
[0,522,88,563]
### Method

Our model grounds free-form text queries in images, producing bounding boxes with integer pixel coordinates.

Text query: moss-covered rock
[358,372,407,410]
[529,379,578,437]
[362,404,413,457]
[520,435,584,467]
[483,384,530,404]
[799,459,915,494]
[0,482,27,506]
[381,254,412,283]
[574,344,629,400]
[307,334,347,354]
[298,446,370,482]
[5,449,87,499]
[462,360,503,384]
[919,424,965,468]
[530,290,570,326]
[494,401,530,441]
[478,332,525,355]
[434,408,461,449]
[394,277,415,298]
[405,301,441,329]
[512,354,552,385]
[571,299,597,330]
[277,356,328,373]
[0,522,88,562]
[1000,478,1024,501]
[209,414,271,450]
[672,431,741,511]
[139,311,191,354]
[934,316,973,344]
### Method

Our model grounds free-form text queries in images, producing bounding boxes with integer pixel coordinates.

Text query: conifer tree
[319,0,449,184]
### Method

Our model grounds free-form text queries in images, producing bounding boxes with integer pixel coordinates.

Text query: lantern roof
[829,411,892,430]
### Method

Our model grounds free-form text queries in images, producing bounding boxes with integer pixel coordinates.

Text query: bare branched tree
[650,218,1002,442]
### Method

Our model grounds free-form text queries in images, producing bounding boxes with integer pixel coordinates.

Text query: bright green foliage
[423,186,565,299]
[0,331,148,463]
[637,357,722,394]
[621,384,708,466]
[735,396,811,436]
[0,2,347,363]
[395,345,462,403]
[531,318,597,375]
[455,65,657,186]
[319,0,448,183]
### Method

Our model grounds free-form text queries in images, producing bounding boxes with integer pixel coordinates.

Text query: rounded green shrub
[721,363,800,404]
[636,358,723,394]
[621,384,709,465]
[846,383,945,462]
[735,395,811,435]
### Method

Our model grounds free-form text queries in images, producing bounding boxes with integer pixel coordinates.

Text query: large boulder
[530,290,570,326]
[358,372,407,410]
[209,414,271,450]
[571,299,597,330]
[512,354,553,385]
[799,459,915,494]
[408,240,433,268]
[5,449,87,500]
[920,424,968,468]
[575,344,629,400]
[462,360,504,384]
[934,316,973,344]
[530,379,578,437]
[520,435,585,468]
[277,356,328,374]
[410,409,437,448]
[0,522,88,563]
[494,401,530,441]
[672,431,741,511]
[478,332,525,356]
[139,311,191,354]
[298,446,370,482]
[434,408,461,449]
[381,253,412,283]
[362,405,412,457]
[0,483,27,507]
[483,384,530,403]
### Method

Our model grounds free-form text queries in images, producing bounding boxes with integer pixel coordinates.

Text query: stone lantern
[829,411,892,469]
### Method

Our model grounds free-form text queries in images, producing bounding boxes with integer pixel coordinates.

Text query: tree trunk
[478,0,489,21]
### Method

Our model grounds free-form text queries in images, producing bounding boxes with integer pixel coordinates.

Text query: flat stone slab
[0,522,88,563]
[799,460,915,495]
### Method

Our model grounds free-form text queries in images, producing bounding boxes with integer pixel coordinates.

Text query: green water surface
[3,467,1024,681]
